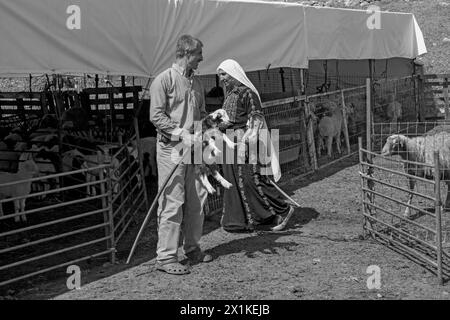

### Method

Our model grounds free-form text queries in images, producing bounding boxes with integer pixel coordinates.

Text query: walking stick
[269,179,301,208]
[126,149,190,264]
[269,179,301,232]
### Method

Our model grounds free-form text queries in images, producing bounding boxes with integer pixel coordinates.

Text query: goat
[317,103,354,158]
[0,155,40,222]
[381,132,450,217]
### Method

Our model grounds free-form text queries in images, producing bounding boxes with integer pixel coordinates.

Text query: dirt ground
[6,154,449,300]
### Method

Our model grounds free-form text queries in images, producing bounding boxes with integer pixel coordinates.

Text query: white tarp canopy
[0,0,426,77]
[305,5,426,60]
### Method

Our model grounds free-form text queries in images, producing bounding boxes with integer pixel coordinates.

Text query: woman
[216,59,294,232]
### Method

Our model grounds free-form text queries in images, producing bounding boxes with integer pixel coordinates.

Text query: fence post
[444,77,449,121]
[134,116,150,210]
[433,151,443,285]
[298,96,309,170]
[359,136,375,238]
[418,74,425,121]
[98,151,115,263]
[117,133,126,219]
[358,137,367,237]
[341,90,351,155]
[305,98,318,171]
[366,78,372,156]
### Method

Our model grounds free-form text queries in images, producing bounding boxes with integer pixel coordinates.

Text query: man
[149,35,212,275]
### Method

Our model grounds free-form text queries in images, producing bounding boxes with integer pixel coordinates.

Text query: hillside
[294,0,450,74]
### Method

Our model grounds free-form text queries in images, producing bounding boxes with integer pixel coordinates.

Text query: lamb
[0,156,40,222]
[317,103,354,158]
[194,108,234,194]
[80,151,120,196]
[381,132,450,217]
[26,144,60,198]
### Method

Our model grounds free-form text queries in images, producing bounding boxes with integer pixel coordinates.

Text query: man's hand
[180,129,201,146]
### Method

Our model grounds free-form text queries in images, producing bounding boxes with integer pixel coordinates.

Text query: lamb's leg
[444,181,450,211]
[87,173,97,196]
[327,136,333,158]
[14,200,21,223]
[335,133,341,154]
[20,198,27,223]
[404,178,416,218]
[200,173,216,194]
[208,138,222,157]
[212,170,233,189]
[317,136,324,156]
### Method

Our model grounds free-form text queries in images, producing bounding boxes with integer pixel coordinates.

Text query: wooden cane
[269,179,301,232]
[126,149,189,264]
[269,179,301,208]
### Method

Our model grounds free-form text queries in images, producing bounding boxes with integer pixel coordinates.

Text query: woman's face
[218,69,239,88]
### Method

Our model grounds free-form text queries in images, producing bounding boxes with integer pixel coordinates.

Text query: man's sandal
[155,262,190,275]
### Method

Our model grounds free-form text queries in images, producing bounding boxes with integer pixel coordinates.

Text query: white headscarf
[217,59,281,182]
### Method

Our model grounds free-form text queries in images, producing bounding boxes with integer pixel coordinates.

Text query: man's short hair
[176,35,203,58]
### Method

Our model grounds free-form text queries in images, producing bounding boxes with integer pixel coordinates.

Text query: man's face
[186,44,203,71]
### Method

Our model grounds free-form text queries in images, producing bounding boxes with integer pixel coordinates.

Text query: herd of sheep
[0,108,152,224]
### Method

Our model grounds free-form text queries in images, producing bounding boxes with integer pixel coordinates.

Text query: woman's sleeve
[245,88,262,114]
[245,89,265,132]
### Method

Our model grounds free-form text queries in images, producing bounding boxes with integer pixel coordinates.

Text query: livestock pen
[359,135,450,285]
[0,80,148,288]
[360,73,450,285]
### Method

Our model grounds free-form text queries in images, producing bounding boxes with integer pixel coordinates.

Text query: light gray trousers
[156,140,208,265]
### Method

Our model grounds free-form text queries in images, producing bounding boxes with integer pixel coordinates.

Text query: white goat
[317,103,354,158]
[381,132,450,217]
[0,155,40,222]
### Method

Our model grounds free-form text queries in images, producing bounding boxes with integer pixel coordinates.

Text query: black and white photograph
[0,0,450,307]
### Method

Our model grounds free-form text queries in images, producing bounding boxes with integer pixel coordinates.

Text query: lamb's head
[19,159,40,177]
[381,134,408,156]
[209,109,231,126]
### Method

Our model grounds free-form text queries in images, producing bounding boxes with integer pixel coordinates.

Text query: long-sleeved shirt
[149,63,206,141]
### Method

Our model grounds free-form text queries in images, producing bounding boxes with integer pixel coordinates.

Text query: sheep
[0,156,40,222]
[381,132,450,217]
[317,103,354,158]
